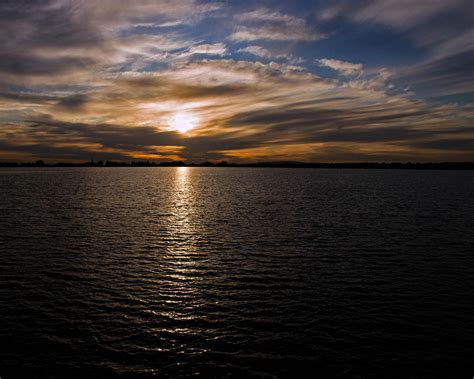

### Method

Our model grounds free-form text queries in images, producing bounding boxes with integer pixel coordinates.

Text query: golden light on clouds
[0,1,472,163]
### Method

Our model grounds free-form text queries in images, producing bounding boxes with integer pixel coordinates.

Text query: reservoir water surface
[0,167,473,377]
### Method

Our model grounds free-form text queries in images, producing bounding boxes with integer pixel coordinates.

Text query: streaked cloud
[238,46,275,59]
[0,0,472,163]
[319,0,466,30]
[318,0,474,96]
[230,8,323,42]
[318,59,364,76]
[237,46,304,65]
[187,43,227,56]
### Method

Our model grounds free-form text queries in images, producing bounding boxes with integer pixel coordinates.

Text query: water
[0,167,473,378]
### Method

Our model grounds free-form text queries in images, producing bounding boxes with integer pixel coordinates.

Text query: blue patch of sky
[426,92,474,105]
[303,21,429,69]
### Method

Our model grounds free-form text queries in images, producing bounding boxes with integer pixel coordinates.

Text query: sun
[167,111,199,134]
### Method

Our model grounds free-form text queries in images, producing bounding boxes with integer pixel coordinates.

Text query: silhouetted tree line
[0,160,473,170]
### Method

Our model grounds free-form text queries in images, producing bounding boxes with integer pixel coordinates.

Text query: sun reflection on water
[172,166,194,238]
[165,166,201,284]
[150,167,207,343]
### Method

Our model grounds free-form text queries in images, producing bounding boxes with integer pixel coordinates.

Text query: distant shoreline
[1,161,473,170]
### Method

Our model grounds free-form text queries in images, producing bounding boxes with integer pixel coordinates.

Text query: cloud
[55,94,89,112]
[187,43,227,56]
[238,46,274,59]
[319,0,467,30]
[176,43,227,58]
[0,1,472,163]
[396,51,474,97]
[0,0,209,85]
[235,9,307,23]
[354,0,461,29]
[318,0,474,96]
[318,58,364,76]
[237,46,304,64]
[230,26,321,42]
[345,0,473,59]
[230,8,322,42]
[4,57,472,162]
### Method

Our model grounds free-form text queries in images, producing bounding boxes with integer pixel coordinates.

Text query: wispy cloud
[3,57,472,162]
[0,1,472,162]
[237,46,304,64]
[230,8,323,42]
[318,59,364,76]
[318,0,474,96]
[238,46,275,59]
[180,43,228,57]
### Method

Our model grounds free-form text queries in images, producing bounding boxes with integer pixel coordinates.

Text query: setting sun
[167,111,199,134]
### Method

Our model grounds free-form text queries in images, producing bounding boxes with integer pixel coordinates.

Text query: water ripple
[0,167,473,377]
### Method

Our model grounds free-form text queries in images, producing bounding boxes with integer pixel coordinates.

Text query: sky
[0,0,473,163]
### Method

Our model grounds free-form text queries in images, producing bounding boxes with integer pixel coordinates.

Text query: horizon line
[1,160,473,170]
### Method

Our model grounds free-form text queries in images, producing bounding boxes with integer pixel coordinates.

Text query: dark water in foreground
[0,168,473,378]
